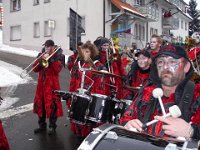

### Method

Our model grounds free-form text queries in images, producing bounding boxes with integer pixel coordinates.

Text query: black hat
[135,49,151,58]
[43,40,54,47]
[156,44,188,60]
[100,38,110,46]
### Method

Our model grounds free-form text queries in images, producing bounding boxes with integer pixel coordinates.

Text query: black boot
[48,128,56,135]
[34,127,47,134]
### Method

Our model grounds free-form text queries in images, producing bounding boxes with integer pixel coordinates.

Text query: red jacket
[33,49,64,118]
[99,49,125,99]
[0,121,10,150]
[120,84,200,137]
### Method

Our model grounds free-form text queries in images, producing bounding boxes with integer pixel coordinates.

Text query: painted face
[156,56,185,86]
[150,37,161,51]
[137,54,151,70]
[101,43,110,51]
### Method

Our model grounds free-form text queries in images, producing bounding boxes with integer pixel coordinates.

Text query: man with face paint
[150,34,162,57]
[120,44,200,141]
[123,50,152,99]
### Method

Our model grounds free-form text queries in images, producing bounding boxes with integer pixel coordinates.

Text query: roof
[111,0,145,18]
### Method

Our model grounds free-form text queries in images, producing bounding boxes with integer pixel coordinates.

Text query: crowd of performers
[1,32,200,149]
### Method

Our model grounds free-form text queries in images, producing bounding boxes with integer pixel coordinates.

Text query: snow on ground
[0,30,69,112]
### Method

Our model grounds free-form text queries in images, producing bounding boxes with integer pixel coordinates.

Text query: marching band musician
[33,40,65,135]
[120,44,200,140]
[94,37,126,99]
[67,41,107,139]
[123,49,152,100]
[0,120,10,150]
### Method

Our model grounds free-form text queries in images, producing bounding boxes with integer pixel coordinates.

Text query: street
[0,51,82,150]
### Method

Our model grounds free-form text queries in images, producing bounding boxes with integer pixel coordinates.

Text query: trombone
[20,46,61,78]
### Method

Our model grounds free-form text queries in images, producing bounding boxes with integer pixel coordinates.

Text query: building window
[10,25,21,41]
[44,20,51,37]
[142,26,145,40]
[44,0,50,3]
[34,22,40,38]
[181,20,183,29]
[134,0,144,6]
[185,22,187,30]
[135,24,138,39]
[10,0,21,12]
[33,0,39,5]
[150,27,158,37]
[139,24,141,40]
[69,8,84,50]
[81,16,86,34]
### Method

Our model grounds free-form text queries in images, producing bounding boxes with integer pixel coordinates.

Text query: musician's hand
[124,119,143,132]
[155,116,192,138]
[42,53,49,59]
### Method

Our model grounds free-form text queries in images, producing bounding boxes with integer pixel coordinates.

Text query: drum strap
[140,96,157,124]
[178,80,195,122]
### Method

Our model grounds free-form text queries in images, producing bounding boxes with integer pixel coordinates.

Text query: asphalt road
[0,51,82,150]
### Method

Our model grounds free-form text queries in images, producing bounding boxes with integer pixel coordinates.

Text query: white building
[2,0,192,54]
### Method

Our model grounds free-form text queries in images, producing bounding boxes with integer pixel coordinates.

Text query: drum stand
[78,67,94,95]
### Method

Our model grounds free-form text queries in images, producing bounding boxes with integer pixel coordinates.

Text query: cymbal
[124,85,141,91]
[91,70,122,79]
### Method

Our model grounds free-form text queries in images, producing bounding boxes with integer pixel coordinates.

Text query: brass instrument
[39,46,61,68]
[20,46,61,78]
[110,38,118,61]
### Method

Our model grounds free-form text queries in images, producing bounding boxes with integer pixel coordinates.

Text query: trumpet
[20,46,61,78]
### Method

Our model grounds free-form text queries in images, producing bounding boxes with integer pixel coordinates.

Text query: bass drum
[78,124,198,150]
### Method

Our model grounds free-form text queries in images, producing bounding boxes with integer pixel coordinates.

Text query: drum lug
[105,131,118,140]
[112,115,115,122]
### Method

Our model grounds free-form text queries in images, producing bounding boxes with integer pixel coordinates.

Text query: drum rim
[91,93,108,98]
[72,92,90,98]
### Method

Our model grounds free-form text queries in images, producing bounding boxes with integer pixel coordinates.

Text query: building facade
[2,0,191,53]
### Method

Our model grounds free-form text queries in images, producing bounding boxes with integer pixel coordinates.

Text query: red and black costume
[120,48,200,140]
[0,120,10,150]
[123,50,151,99]
[123,61,150,100]
[99,48,125,99]
[67,56,108,137]
[33,46,64,130]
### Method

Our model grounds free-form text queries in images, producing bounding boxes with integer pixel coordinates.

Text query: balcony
[162,16,179,30]
[134,5,159,22]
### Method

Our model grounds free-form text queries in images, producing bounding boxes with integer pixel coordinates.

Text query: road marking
[0,100,66,119]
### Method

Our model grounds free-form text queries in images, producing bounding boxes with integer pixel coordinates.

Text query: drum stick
[142,105,181,129]
[152,88,166,116]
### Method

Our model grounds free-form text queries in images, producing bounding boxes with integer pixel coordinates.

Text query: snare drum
[87,94,117,124]
[78,124,198,150]
[69,93,91,125]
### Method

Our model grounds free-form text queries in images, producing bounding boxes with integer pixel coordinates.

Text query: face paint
[156,56,185,86]
[137,54,151,70]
